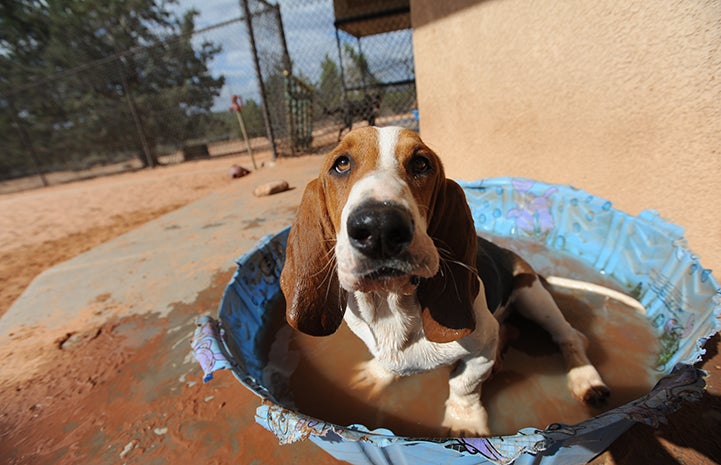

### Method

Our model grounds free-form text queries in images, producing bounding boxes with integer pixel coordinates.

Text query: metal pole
[6,96,48,187]
[274,4,292,74]
[275,3,299,155]
[334,27,349,101]
[240,0,279,160]
[357,36,368,96]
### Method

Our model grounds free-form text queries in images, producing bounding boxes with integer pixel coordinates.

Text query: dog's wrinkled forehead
[320,126,441,230]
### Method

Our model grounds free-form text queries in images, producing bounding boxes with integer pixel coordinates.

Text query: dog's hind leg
[510,273,610,406]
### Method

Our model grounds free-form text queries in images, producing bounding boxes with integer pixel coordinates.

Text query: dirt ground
[0,150,719,465]
[0,152,274,318]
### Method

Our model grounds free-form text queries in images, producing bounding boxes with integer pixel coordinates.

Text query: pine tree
[0,0,225,174]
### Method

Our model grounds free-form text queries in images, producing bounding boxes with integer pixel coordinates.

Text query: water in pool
[262,236,661,437]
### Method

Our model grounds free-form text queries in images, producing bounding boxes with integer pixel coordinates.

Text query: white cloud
[172,0,240,29]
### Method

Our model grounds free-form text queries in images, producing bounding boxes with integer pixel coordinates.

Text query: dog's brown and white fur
[280,126,609,436]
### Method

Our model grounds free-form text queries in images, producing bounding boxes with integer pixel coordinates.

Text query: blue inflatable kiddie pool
[193,178,720,465]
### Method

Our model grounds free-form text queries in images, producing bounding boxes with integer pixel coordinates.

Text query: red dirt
[0,268,335,464]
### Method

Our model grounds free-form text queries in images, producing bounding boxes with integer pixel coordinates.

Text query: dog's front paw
[351,359,397,399]
[567,364,610,407]
[441,398,490,437]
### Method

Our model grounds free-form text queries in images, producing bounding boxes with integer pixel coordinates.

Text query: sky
[171,0,337,110]
[171,0,258,110]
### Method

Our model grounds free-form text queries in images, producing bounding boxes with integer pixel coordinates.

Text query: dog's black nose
[347,202,414,259]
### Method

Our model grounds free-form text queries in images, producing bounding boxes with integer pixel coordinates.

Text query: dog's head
[280,126,478,342]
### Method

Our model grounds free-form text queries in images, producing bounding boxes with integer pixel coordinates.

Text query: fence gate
[284,71,314,154]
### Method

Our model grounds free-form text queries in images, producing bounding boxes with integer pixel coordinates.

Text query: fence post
[334,27,351,121]
[240,0,279,160]
[274,4,292,74]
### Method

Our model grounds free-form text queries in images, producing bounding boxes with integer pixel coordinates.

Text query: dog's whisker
[438,257,463,301]
[310,249,337,280]
[436,245,478,275]
[323,263,338,301]
[443,257,478,275]
[319,256,338,292]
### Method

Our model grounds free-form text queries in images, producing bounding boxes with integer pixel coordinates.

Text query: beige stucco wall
[411,0,721,273]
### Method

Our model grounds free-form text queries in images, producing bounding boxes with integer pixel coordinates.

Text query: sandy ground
[0,148,719,465]
[0,152,277,318]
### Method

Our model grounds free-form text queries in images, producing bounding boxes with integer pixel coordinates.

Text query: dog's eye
[332,155,352,175]
[410,155,432,175]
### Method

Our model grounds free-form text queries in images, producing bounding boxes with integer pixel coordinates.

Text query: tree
[342,43,380,91]
[314,46,381,118]
[316,54,342,117]
[238,98,266,138]
[0,0,224,174]
[200,98,265,145]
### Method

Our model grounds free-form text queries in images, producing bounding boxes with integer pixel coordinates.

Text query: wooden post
[234,105,257,169]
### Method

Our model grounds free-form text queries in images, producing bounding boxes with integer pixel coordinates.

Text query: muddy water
[263,238,660,437]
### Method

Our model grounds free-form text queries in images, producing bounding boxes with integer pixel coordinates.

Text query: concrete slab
[0,156,321,339]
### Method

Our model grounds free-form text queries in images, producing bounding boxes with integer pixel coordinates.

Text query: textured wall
[411,0,721,272]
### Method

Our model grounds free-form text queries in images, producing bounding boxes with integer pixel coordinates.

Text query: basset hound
[280,126,609,436]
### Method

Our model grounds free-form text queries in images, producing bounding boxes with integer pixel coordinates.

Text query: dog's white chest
[344,291,468,376]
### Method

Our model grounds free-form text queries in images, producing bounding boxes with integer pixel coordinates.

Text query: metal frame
[333,6,414,116]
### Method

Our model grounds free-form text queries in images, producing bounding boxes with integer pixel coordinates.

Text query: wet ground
[0,268,340,465]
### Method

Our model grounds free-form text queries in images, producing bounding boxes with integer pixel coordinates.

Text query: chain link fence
[275,0,418,151]
[1,1,264,193]
[1,0,417,192]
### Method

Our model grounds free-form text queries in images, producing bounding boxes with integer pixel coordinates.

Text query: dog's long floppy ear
[280,178,346,336]
[418,179,479,343]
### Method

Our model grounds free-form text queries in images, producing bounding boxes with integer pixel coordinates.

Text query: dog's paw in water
[350,359,397,399]
[441,397,491,437]
[567,364,611,407]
